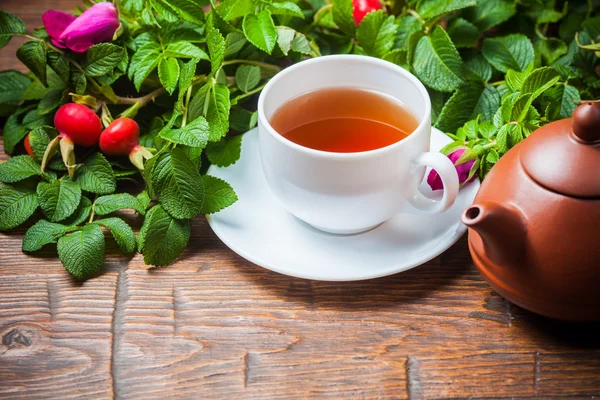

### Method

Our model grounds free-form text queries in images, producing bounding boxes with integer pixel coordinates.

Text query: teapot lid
[520,102,600,198]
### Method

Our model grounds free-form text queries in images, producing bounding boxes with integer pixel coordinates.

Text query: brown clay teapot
[461,102,600,321]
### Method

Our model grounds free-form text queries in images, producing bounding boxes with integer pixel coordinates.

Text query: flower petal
[60,2,119,53]
[42,10,76,43]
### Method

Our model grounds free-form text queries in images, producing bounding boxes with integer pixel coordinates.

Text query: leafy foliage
[0,0,599,279]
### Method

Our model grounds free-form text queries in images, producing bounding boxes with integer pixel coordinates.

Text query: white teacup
[257,55,459,234]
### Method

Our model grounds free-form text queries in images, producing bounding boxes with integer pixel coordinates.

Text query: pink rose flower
[43,2,119,53]
[427,148,476,191]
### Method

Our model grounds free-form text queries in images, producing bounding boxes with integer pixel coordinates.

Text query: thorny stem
[222,59,281,72]
[116,87,166,105]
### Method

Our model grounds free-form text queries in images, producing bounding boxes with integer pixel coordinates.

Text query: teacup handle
[409,151,459,213]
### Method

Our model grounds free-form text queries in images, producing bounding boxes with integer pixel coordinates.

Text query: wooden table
[1,2,600,398]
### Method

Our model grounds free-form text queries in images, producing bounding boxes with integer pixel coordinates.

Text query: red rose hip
[99,118,153,170]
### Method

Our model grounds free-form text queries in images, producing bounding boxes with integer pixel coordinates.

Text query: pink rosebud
[43,2,119,53]
[427,148,476,191]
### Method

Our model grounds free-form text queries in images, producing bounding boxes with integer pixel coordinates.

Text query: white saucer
[206,128,479,281]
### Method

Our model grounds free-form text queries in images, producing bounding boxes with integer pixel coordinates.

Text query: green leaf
[243,10,278,54]
[23,109,53,130]
[448,18,479,48]
[160,116,210,147]
[382,49,409,69]
[178,58,198,101]
[201,175,238,214]
[583,16,600,40]
[435,81,485,133]
[93,217,136,255]
[73,153,116,195]
[57,224,105,280]
[37,89,66,115]
[17,41,47,85]
[2,111,27,155]
[482,34,534,73]
[464,0,516,32]
[207,27,225,76]
[151,148,204,219]
[0,184,38,231]
[37,180,82,222]
[160,0,205,25]
[356,11,397,58]
[0,70,30,104]
[525,0,567,24]
[0,155,42,183]
[208,83,231,141]
[545,84,580,118]
[95,193,146,215]
[139,204,190,266]
[464,51,492,81]
[224,32,247,58]
[129,42,161,91]
[417,0,476,19]
[473,85,502,122]
[394,15,422,50]
[28,125,57,161]
[235,65,261,92]
[206,134,243,167]
[270,2,304,18]
[158,57,180,95]
[216,0,254,21]
[412,26,464,92]
[230,107,258,132]
[63,196,93,226]
[521,67,560,101]
[23,219,78,252]
[291,31,312,55]
[534,38,568,66]
[332,0,356,37]
[47,51,70,83]
[151,0,180,22]
[0,11,26,47]
[83,43,124,77]
[165,42,209,60]
[276,26,295,55]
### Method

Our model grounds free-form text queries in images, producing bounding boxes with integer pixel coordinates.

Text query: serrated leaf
[0,155,42,183]
[217,0,254,21]
[158,57,180,95]
[0,70,30,104]
[224,32,247,58]
[435,81,485,133]
[160,116,210,147]
[356,11,397,58]
[448,18,479,48]
[473,85,501,122]
[332,0,355,37]
[73,153,116,195]
[151,148,204,219]
[413,26,464,92]
[534,38,568,65]
[151,0,180,22]
[0,184,38,230]
[23,219,78,252]
[394,15,422,50]
[417,0,476,19]
[17,40,47,85]
[207,27,225,76]
[23,109,53,130]
[57,224,104,280]
[525,0,567,24]
[201,175,238,214]
[0,11,26,44]
[230,107,258,132]
[47,51,70,83]
[505,63,533,92]
[291,31,312,55]
[37,180,81,222]
[178,58,198,101]
[521,67,560,100]
[2,111,27,155]
[382,49,409,69]
[464,0,516,31]
[63,196,93,226]
[93,217,136,254]
[83,43,124,77]
[510,93,533,122]
[129,42,161,90]
[482,34,534,73]
[464,51,492,81]
[235,65,261,92]
[206,134,243,167]
[270,2,304,18]
[38,89,66,115]
[95,193,146,215]
[243,10,278,55]
[140,204,190,266]
[545,84,580,118]
[276,26,295,55]
[208,83,231,141]
[165,41,209,60]
[160,0,205,25]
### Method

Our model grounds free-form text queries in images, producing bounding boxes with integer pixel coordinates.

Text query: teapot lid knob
[572,102,600,143]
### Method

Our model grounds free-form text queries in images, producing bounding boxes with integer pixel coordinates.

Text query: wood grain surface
[1,1,600,398]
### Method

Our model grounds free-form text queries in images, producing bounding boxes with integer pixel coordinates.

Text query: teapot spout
[461,201,526,266]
